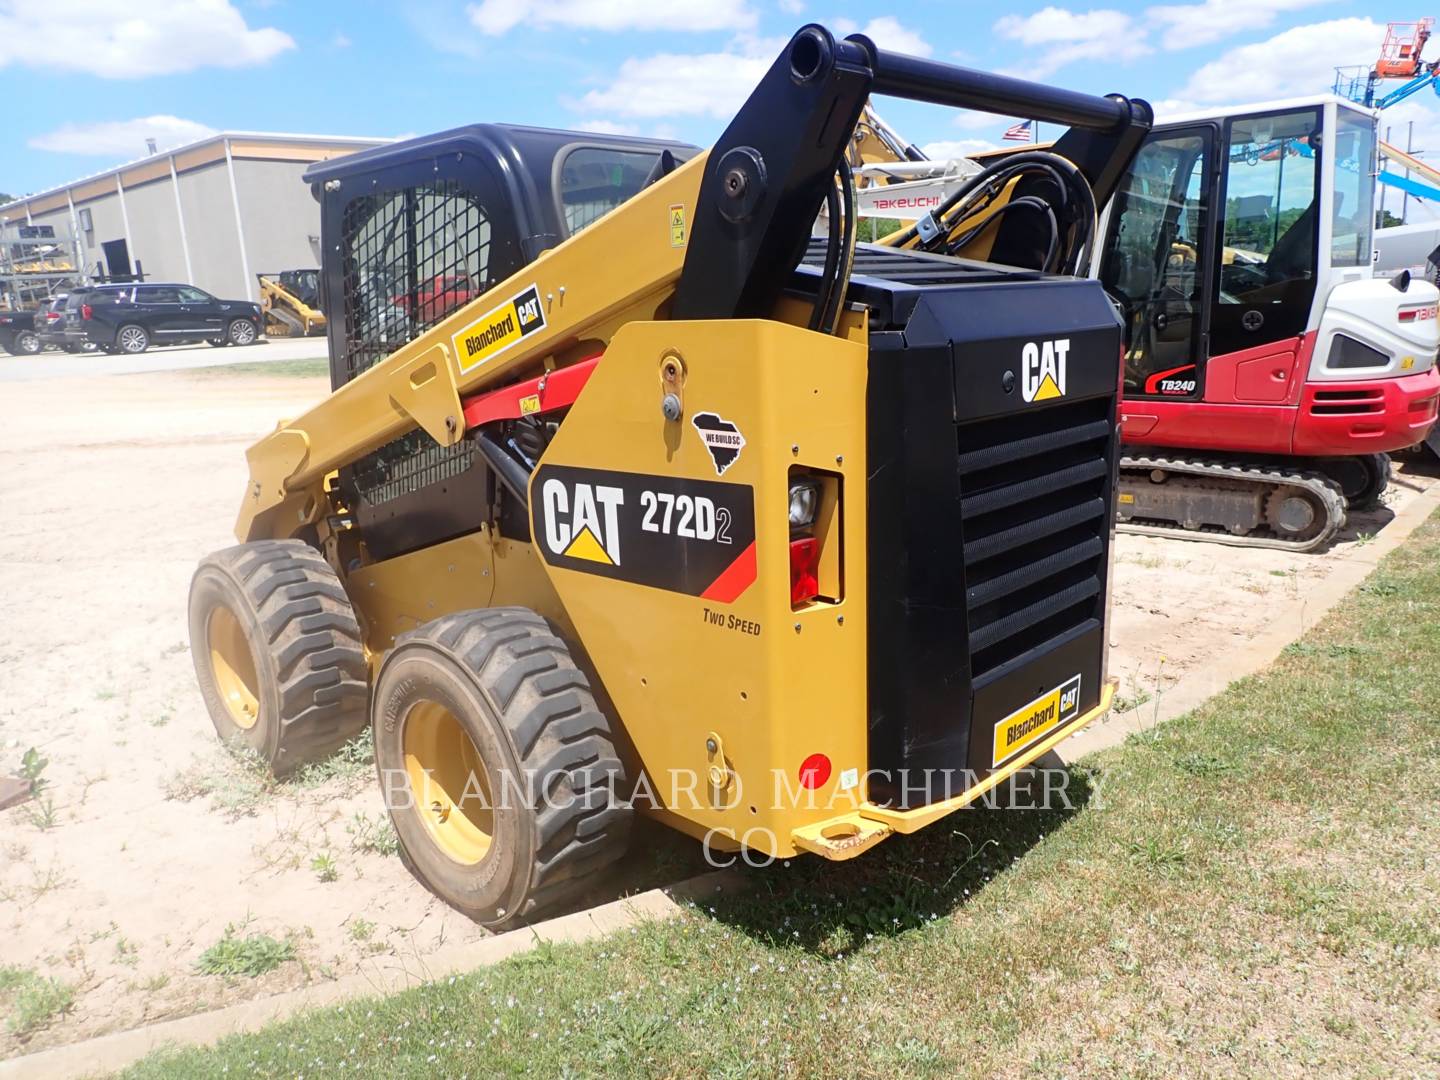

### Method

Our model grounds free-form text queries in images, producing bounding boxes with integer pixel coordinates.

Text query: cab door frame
[1095,122,1220,403]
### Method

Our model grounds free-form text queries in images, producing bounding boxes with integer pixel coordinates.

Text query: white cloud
[778,0,804,13]
[833,16,933,58]
[951,109,1016,132]
[467,0,757,35]
[0,0,294,78]
[578,49,771,118]
[993,7,1148,76]
[332,33,353,48]
[1176,17,1382,103]
[572,19,928,123]
[1145,0,1330,51]
[573,118,640,135]
[920,138,997,160]
[29,116,218,156]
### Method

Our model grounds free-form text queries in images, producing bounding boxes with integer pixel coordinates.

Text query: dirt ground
[0,369,1434,1059]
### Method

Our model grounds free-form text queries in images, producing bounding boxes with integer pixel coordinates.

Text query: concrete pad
[0,335,327,382]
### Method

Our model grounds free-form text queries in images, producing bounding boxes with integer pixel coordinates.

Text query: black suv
[0,310,41,355]
[35,294,96,353]
[65,283,263,354]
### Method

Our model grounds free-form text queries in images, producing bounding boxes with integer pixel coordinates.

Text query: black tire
[15,330,41,355]
[372,608,631,929]
[188,540,368,776]
[228,318,259,346]
[116,324,149,354]
[1317,453,1391,512]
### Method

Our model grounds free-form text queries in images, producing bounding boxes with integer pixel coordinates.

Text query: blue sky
[0,0,1433,202]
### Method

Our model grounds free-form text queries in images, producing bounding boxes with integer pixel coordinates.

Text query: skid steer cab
[187,25,1151,928]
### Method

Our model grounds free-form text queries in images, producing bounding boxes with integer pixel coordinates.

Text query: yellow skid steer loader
[188,25,1150,927]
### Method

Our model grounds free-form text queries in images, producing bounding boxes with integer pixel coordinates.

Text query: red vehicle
[1097,96,1439,550]
[392,273,478,324]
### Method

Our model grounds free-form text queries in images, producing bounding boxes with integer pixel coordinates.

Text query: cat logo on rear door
[1021,338,1069,402]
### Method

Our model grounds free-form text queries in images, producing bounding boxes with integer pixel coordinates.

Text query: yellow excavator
[186,25,1151,927]
[256,270,325,337]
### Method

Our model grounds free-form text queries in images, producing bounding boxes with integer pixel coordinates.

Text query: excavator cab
[1095,96,1440,546]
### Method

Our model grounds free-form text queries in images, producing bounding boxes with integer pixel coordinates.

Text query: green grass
[293,731,375,789]
[346,811,399,857]
[196,926,295,979]
[187,358,328,379]
[122,513,1440,1078]
[0,966,75,1038]
[163,741,277,820]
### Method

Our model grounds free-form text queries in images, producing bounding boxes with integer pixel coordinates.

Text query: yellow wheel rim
[207,607,260,730]
[403,701,494,865]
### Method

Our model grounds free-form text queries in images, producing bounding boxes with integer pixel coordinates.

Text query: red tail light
[789,536,820,607]
[81,304,93,320]
[45,311,60,322]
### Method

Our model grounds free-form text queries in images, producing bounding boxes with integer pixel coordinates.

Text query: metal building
[0,132,390,303]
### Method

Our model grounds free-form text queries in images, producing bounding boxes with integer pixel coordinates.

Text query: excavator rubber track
[1118,454,1347,553]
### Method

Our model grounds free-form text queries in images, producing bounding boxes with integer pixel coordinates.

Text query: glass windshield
[1218,109,1319,305]
[1332,107,1377,268]
[559,148,668,235]
[1099,131,1209,396]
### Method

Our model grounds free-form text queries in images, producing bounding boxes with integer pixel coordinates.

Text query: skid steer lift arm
[236,24,1148,541]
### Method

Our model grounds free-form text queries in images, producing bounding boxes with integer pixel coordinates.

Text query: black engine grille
[957,396,1112,683]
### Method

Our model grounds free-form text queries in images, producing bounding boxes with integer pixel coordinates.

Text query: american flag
[1003,119,1033,142]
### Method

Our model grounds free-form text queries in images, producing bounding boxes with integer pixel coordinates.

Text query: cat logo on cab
[1021,338,1069,402]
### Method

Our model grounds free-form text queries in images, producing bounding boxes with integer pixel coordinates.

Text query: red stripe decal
[700,541,757,603]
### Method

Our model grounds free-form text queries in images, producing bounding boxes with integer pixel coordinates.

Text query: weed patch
[196,925,295,979]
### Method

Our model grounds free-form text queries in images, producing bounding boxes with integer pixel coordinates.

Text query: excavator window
[1100,128,1211,398]
[1332,109,1376,268]
[1211,108,1320,355]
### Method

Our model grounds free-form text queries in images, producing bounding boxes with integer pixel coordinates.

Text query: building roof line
[1,131,394,215]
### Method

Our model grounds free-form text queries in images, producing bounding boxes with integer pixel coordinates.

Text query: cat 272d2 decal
[531,464,758,602]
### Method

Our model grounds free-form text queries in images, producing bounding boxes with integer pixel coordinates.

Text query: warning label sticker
[992,674,1082,767]
[451,284,546,374]
[669,204,686,247]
